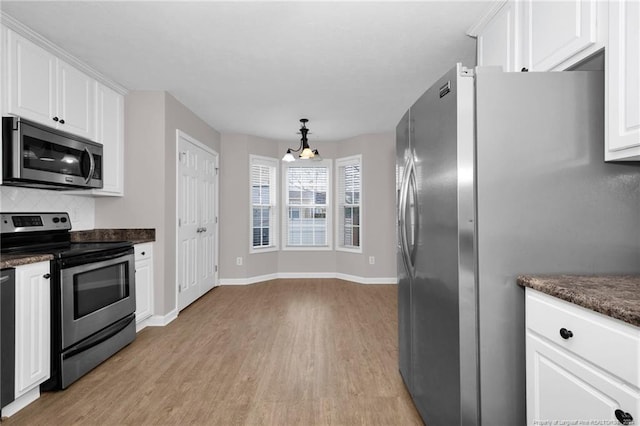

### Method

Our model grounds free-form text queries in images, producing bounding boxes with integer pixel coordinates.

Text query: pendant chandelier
[282,118,322,162]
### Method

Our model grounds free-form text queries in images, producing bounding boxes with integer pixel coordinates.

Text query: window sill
[336,246,362,254]
[281,245,333,252]
[250,246,279,254]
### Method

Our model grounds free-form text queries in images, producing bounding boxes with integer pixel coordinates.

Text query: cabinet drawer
[134,243,152,261]
[526,289,640,388]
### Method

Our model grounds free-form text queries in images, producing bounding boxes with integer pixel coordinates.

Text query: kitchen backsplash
[0,186,95,230]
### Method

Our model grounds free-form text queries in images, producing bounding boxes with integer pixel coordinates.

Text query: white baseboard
[219,273,279,285]
[1,387,39,417]
[219,272,397,286]
[335,273,398,284]
[143,309,178,328]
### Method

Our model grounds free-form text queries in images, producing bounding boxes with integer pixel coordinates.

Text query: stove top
[0,212,133,258]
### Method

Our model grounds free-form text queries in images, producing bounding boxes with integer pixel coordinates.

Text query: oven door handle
[61,248,133,269]
[63,314,135,359]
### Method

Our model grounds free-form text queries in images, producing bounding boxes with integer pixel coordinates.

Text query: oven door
[59,247,135,349]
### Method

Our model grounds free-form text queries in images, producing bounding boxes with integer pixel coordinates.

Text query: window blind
[336,156,361,251]
[250,156,277,249]
[285,165,330,247]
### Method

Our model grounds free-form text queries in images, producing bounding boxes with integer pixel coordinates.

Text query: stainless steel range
[0,212,136,390]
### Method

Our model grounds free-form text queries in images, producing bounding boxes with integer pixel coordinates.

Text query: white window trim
[249,155,279,254]
[335,155,363,253]
[281,159,333,251]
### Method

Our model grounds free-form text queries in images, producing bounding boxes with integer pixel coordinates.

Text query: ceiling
[1,1,492,142]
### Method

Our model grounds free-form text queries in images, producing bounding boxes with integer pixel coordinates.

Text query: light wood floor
[3,279,422,425]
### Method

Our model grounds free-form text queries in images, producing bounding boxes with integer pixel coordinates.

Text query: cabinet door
[94,83,124,195]
[14,262,51,399]
[606,0,640,161]
[6,30,56,126]
[57,59,95,139]
[476,1,520,72]
[522,0,597,71]
[526,332,639,426]
[134,243,153,324]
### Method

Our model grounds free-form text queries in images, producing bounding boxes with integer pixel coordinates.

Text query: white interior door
[177,132,218,311]
[199,152,217,293]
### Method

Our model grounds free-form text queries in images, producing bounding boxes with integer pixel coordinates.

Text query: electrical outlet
[236,257,243,266]
[369,256,375,265]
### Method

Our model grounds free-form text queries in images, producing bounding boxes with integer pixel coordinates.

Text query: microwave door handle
[83,148,95,184]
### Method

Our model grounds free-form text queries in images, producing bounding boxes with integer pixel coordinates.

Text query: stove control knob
[60,217,68,223]
[53,217,60,223]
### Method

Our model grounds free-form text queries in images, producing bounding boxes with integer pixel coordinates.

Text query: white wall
[0,186,95,230]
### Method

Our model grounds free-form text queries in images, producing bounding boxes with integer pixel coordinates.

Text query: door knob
[615,409,633,425]
[559,328,573,340]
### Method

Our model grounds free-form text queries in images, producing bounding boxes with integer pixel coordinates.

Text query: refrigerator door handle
[400,156,417,278]
[408,165,419,269]
[399,158,410,273]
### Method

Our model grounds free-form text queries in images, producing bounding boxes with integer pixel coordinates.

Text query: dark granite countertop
[1,229,154,268]
[71,229,155,244]
[518,275,640,328]
[1,253,54,269]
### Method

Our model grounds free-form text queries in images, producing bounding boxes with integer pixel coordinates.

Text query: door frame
[175,129,220,313]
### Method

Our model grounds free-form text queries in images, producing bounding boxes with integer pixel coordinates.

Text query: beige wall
[95,92,167,313]
[96,91,221,316]
[219,132,397,281]
[335,133,397,279]
[98,94,396,316]
[163,93,220,313]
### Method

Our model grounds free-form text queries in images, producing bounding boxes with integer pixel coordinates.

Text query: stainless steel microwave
[2,117,103,190]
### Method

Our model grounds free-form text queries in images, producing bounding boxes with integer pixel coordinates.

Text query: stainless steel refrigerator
[396,64,640,425]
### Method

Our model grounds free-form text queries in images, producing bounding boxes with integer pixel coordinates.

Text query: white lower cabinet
[134,243,153,328]
[526,289,640,426]
[2,261,51,417]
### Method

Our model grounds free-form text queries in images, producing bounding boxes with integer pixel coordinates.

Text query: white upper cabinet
[94,83,124,195]
[6,29,56,125]
[521,0,599,71]
[606,1,640,161]
[57,59,95,139]
[474,1,521,72]
[6,29,95,140]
